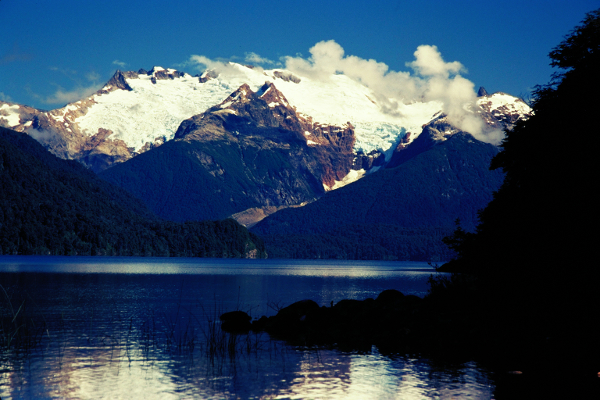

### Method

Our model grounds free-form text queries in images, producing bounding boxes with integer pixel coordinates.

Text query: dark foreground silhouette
[221,287,600,398]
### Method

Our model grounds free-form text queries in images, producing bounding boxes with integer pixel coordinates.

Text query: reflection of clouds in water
[1,343,494,399]
[0,257,494,399]
[267,349,495,399]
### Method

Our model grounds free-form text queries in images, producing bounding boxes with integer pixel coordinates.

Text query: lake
[0,257,496,399]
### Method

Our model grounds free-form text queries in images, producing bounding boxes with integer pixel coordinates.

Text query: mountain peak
[257,82,292,109]
[105,70,134,92]
[217,83,255,108]
[477,87,489,97]
[147,66,186,81]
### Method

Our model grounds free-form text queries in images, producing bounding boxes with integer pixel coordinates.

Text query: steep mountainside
[1,64,530,250]
[0,127,265,257]
[251,131,505,260]
[97,77,527,226]
[0,63,529,178]
[99,82,355,222]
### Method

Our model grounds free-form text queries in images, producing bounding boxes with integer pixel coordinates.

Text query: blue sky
[1,0,598,110]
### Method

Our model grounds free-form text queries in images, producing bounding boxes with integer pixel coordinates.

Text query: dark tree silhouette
[441,8,600,375]
[445,8,600,278]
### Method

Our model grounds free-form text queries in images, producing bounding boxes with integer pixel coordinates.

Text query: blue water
[0,257,496,399]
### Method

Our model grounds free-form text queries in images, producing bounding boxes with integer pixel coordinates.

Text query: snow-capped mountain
[476,90,531,128]
[0,64,530,176]
[97,80,358,223]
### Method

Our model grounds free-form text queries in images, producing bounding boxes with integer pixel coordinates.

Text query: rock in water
[220,310,252,332]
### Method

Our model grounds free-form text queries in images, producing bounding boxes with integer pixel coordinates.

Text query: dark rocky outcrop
[353,149,386,170]
[477,86,489,97]
[199,69,219,83]
[149,67,186,80]
[238,290,429,351]
[273,70,301,83]
[105,70,134,91]
[387,114,456,169]
[220,310,252,332]
[221,281,600,386]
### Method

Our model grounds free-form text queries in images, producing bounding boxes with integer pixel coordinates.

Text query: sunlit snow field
[74,64,442,157]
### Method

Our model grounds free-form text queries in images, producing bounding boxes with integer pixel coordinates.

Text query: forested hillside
[97,82,354,224]
[434,9,600,378]
[0,127,266,257]
[98,127,318,223]
[253,132,505,260]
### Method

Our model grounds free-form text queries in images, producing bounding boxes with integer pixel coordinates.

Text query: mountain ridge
[251,131,505,260]
[1,63,531,259]
[0,126,266,257]
[98,81,357,222]
[1,63,530,178]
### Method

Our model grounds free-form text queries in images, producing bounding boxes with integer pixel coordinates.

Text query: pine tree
[446,8,600,280]
[442,9,600,372]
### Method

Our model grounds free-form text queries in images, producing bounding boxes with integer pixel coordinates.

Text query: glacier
[73,63,444,156]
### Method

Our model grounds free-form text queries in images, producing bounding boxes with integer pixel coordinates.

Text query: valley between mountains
[0,64,530,260]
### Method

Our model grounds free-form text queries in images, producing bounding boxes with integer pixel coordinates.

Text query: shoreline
[221,287,600,392]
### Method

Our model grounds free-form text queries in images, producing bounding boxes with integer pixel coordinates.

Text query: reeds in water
[0,284,49,352]
[0,285,285,373]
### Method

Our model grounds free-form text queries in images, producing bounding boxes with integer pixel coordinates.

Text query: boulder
[376,289,405,304]
[220,310,251,333]
[277,299,320,320]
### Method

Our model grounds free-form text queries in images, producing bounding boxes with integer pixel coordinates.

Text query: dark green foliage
[445,8,600,279]
[260,225,454,260]
[440,9,600,373]
[253,133,504,260]
[99,125,322,222]
[100,139,261,222]
[0,127,265,257]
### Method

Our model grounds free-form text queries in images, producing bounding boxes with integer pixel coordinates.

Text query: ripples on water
[0,257,495,399]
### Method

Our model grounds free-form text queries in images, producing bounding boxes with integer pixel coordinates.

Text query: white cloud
[283,40,503,144]
[407,45,465,78]
[112,60,128,68]
[244,52,275,65]
[42,84,102,105]
[86,71,101,82]
[39,67,103,105]
[186,41,505,144]
[26,126,58,143]
[0,92,12,102]
[188,55,247,77]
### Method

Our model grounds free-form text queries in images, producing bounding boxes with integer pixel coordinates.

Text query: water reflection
[0,257,496,399]
[1,345,495,399]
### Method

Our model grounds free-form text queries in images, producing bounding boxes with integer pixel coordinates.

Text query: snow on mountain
[255,69,442,158]
[476,91,531,128]
[76,68,227,152]
[1,64,530,177]
[478,92,530,116]
[0,103,21,126]
[60,63,442,155]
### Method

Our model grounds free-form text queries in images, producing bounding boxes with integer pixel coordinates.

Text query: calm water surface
[0,257,495,399]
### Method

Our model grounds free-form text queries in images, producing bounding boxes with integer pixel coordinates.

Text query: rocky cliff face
[475,92,531,130]
[99,81,357,224]
[175,81,356,190]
